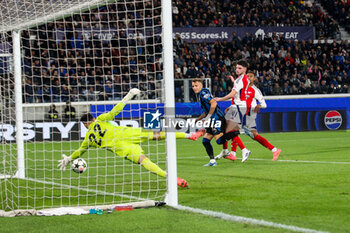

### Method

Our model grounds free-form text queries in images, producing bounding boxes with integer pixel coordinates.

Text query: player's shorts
[111,127,153,163]
[112,141,145,163]
[205,116,226,136]
[225,105,247,128]
[244,110,257,131]
[117,127,153,144]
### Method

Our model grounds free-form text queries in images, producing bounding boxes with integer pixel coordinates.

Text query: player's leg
[225,140,237,161]
[244,113,281,161]
[232,106,251,163]
[151,130,205,141]
[120,143,189,187]
[224,119,251,163]
[216,106,236,159]
[215,141,229,160]
[131,128,194,143]
[250,130,281,161]
[111,142,165,177]
[130,128,200,142]
[202,132,217,167]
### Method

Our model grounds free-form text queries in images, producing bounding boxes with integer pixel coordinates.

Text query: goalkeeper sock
[159,131,166,139]
[140,157,166,177]
[176,132,188,139]
[160,132,188,139]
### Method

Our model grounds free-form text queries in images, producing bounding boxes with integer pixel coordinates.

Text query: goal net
[0,0,176,214]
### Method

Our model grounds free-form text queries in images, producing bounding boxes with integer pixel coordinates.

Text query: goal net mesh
[0,0,167,212]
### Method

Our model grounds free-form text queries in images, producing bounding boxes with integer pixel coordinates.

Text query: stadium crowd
[15,0,349,104]
[173,35,350,101]
[172,0,340,39]
[319,0,350,34]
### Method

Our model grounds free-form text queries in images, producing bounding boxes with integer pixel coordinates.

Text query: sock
[158,132,189,140]
[140,157,166,177]
[216,130,240,145]
[254,135,274,150]
[202,138,214,160]
[159,132,166,139]
[175,132,187,139]
[223,141,228,150]
[233,136,245,150]
[231,140,237,152]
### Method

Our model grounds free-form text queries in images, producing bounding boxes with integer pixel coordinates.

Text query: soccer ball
[71,158,87,173]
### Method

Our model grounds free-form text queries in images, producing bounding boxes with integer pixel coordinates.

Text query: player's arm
[254,88,267,113]
[215,89,237,102]
[96,102,126,122]
[216,76,249,102]
[58,139,89,171]
[195,112,206,122]
[203,99,217,120]
[195,99,217,122]
[96,88,141,122]
[70,139,89,159]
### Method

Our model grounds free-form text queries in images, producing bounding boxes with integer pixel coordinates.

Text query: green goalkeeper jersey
[70,102,128,159]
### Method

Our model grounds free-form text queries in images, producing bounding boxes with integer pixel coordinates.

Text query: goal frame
[0,0,178,210]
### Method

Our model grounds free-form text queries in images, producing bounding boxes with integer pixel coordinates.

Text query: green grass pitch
[1,130,350,233]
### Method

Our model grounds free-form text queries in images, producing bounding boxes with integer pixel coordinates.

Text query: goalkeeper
[58,88,201,187]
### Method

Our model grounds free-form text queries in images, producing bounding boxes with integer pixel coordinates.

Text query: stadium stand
[319,0,350,34]
[8,0,349,103]
[172,0,340,39]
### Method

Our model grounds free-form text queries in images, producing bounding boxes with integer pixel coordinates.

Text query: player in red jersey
[220,71,281,162]
[215,60,251,162]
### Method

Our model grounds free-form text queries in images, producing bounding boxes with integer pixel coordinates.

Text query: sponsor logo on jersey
[324,110,342,130]
[203,93,210,99]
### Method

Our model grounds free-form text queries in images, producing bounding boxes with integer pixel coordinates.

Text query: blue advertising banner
[173,26,314,43]
[90,97,350,133]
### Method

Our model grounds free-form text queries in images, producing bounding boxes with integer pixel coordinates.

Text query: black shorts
[205,116,226,136]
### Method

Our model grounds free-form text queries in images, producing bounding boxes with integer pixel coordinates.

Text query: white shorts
[225,105,247,128]
[244,110,257,131]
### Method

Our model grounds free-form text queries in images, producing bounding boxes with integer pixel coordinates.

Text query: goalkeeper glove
[122,88,141,103]
[58,154,72,171]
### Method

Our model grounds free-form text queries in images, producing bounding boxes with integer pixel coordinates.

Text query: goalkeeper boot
[177,177,189,188]
[188,129,205,141]
[215,149,229,160]
[203,159,217,167]
[225,152,237,161]
[241,149,251,163]
[272,148,281,161]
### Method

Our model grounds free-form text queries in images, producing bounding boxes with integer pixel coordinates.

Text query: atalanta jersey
[198,88,224,119]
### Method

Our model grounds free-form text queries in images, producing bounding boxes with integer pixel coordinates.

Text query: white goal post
[0,0,178,214]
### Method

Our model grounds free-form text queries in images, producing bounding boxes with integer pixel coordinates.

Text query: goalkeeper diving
[58,88,204,187]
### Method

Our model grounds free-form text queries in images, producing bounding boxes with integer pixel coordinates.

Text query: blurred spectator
[173,0,340,39]
[47,104,59,120]
[104,81,113,100]
[15,0,349,105]
[63,101,76,120]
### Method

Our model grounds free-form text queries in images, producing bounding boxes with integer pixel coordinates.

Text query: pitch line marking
[174,205,329,233]
[25,177,146,201]
[179,156,350,165]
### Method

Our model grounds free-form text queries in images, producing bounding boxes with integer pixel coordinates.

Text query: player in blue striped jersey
[192,78,245,166]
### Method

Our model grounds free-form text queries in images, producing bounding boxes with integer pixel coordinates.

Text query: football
[71,158,87,173]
